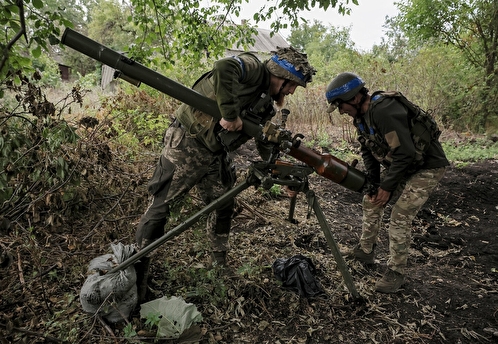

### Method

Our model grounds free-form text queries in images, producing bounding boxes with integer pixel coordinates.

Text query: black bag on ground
[272,254,326,298]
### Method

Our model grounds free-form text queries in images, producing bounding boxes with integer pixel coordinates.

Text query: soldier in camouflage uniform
[325,72,449,293]
[134,46,315,299]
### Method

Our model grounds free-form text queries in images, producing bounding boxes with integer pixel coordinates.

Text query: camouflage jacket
[175,52,275,154]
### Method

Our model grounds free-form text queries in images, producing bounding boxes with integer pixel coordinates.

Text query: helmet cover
[266,46,316,87]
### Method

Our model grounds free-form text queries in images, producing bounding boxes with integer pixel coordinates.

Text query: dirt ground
[0,140,497,343]
[219,143,498,344]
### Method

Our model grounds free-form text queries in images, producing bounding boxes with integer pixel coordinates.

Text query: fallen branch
[0,322,63,343]
[234,198,269,223]
[97,315,118,344]
[16,248,25,290]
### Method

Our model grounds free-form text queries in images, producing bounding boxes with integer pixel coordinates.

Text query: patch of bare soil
[0,141,497,344]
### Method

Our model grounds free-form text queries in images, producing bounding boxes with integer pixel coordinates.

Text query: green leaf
[18,56,32,68]
[48,34,59,45]
[3,7,12,19]
[32,45,42,58]
[10,21,20,32]
[62,19,73,28]
[32,0,44,9]
[13,75,21,86]
[6,4,18,13]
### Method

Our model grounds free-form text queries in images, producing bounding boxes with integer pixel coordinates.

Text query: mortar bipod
[305,189,361,300]
[107,160,360,299]
[249,161,361,300]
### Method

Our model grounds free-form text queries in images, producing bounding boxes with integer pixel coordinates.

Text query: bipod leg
[306,190,361,300]
[287,194,298,224]
[107,180,251,275]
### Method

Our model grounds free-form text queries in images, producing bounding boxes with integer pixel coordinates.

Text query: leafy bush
[32,54,62,87]
[99,88,179,150]
[76,70,100,89]
[442,138,498,163]
[0,75,82,223]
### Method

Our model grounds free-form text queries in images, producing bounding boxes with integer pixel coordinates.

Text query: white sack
[80,242,137,323]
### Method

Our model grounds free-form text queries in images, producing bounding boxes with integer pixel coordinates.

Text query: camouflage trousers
[360,167,446,274]
[135,123,235,252]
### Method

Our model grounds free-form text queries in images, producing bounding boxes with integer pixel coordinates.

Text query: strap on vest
[231,55,246,81]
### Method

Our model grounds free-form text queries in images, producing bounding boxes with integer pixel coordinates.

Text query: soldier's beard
[272,92,285,107]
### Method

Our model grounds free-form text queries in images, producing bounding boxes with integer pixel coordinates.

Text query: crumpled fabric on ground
[80,242,137,323]
[272,254,326,298]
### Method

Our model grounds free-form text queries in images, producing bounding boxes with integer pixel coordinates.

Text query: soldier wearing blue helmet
[326,72,449,293]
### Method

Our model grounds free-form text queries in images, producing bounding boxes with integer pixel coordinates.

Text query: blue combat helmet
[325,72,365,112]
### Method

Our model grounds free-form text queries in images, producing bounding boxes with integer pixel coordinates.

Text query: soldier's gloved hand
[364,171,380,196]
[220,117,243,131]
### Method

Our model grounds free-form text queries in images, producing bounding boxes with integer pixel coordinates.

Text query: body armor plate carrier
[360,91,441,168]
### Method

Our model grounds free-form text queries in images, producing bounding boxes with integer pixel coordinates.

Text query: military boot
[349,244,376,265]
[135,255,151,303]
[375,269,406,293]
[210,251,227,267]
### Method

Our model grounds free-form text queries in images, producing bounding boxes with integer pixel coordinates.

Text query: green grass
[442,138,498,167]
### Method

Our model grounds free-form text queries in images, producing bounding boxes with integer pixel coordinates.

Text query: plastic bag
[80,242,138,323]
[272,254,326,298]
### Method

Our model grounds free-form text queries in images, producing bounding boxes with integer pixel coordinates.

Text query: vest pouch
[182,109,223,153]
[362,137,392,166]
[371,91,442,167]
[411,122,429,164]
[174,72,223,153]
[410,113,439,165]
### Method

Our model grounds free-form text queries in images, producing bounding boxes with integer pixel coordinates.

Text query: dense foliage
[393,0,498,130]
[2,0,497,134]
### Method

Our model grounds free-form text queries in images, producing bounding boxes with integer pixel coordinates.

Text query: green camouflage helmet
[266,46,316,87]
[325,72,365,112]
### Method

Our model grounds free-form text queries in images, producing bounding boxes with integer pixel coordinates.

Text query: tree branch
[0,0,28,73]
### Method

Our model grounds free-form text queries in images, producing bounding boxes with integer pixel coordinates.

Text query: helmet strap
[356,93,368,114]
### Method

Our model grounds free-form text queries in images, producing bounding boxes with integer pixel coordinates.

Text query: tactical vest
[357,91,441,167]
[175,56,275,153]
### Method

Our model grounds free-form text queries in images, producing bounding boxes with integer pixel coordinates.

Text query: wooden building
[58,64,71,81]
